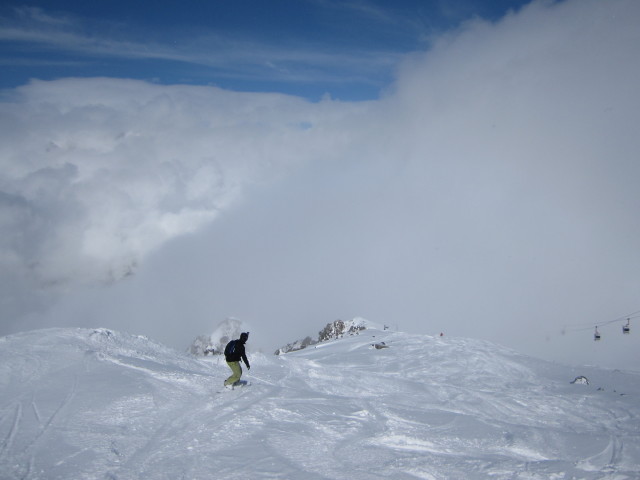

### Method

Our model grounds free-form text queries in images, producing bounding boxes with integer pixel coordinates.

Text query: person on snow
[224,332,250,388]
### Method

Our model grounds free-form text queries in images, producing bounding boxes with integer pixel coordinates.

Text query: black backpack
[224,340,237,357]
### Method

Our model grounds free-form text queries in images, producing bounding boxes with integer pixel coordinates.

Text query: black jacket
[225,340,250,368]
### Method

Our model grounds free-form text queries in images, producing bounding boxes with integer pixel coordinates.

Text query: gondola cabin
[594,327,601,341]
[623,319,631,334]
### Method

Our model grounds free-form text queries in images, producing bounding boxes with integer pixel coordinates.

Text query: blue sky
[1,0,529,100]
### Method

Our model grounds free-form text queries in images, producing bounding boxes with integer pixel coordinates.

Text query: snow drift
[1,326,639,479]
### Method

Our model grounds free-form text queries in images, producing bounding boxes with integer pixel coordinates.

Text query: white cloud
[2,0,639,369]
[0,78,339,290]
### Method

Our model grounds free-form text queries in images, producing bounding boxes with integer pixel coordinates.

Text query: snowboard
[220,379,251,392]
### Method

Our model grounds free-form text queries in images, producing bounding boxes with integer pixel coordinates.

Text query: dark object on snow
[372,342,389,350]
[571,376,589,385]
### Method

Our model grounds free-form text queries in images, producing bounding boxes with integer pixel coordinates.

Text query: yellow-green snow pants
[224,361,242,385]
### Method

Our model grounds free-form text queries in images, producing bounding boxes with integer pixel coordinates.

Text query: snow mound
[1,327,639,479]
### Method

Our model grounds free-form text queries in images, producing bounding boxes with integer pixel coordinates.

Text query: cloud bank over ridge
[1,0,639,368]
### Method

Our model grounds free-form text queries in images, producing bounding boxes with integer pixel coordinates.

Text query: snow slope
[1,327,639,479]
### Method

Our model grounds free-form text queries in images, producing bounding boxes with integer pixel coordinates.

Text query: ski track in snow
[0,328,639,480]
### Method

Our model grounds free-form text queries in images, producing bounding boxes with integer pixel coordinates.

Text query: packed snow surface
[1,327,639,479]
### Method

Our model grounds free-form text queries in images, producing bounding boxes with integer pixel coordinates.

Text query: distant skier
[224,332,251,388]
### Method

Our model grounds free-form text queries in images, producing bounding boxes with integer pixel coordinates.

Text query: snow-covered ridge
[191,316,380,356]
[317,316,381,341]
[0,327,214,388]
[1,327,639,479]
[276,316,384,354]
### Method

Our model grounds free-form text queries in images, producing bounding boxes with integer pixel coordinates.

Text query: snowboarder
[224,332,251,388]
